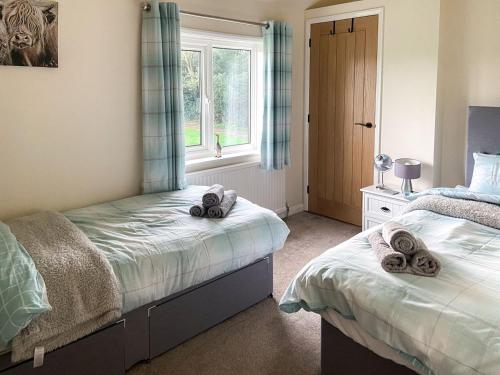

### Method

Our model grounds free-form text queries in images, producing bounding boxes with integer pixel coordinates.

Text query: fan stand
[376,171,386,190]
[376,172,398,195]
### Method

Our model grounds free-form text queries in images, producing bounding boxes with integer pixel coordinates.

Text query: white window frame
[181,28,263,162]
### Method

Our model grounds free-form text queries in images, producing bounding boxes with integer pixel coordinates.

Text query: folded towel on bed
[207,190,237,218]
[189,201,206,217]
[368,232,407,273]
[408,239,441,277]
[382,221,419,255]
[7,211,122,362]
[369,231,441,277]
[202,184,225,208]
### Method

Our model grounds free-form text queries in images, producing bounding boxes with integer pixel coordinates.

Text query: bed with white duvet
[280,188,500,375]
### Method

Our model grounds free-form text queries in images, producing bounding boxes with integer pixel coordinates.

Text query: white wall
[436,0,500,187]
[304,0,441,192]
[0,0,142,220]
[0,0,299,220]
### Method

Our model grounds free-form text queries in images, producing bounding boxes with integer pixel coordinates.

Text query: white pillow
[469,153,500,195]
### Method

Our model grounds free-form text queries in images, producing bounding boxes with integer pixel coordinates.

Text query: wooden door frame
[303,6,384,212]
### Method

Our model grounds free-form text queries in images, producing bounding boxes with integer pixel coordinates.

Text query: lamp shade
[394,158,421,179]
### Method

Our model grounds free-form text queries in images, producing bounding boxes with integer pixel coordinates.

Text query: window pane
[212,48,250,147]
[182,50,202,147]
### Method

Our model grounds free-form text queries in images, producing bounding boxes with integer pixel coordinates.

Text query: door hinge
[309,38,311,48]
[307,114,310,123]
[307,185,310,194]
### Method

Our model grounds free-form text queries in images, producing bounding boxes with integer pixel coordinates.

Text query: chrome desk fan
[374,154,397,194]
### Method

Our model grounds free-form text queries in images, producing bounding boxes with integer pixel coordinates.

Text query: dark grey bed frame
[0,255,273,375]
[321,106,500,375]
[321,319,416,375]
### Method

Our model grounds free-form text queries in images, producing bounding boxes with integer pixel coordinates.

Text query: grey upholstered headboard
[466,106,500,186]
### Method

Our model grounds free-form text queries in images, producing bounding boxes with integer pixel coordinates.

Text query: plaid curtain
[141,2,186,194]
[261,21,292,171]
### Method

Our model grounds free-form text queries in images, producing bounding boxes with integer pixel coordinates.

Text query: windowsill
[186,151,260,174]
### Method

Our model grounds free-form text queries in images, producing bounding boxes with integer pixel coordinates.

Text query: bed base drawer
[124,308,149,369]
[149,256,273,358]
[321,319,416,375]
[1,256,274,374]
[2,321,125,375]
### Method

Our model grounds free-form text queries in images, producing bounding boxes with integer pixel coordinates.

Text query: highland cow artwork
[0,0,58,67]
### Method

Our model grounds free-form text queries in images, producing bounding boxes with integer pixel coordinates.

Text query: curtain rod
[142,3,270,29]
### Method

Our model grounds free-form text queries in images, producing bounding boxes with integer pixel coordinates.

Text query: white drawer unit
[363,215,386,231]
[361,185,410,231]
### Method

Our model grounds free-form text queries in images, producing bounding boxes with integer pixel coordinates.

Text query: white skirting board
[275,203,305,218]
[186,162,294,216]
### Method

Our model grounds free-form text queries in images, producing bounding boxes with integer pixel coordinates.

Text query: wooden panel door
[308,16,378,226]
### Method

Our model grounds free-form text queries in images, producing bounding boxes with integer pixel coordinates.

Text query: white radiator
[186,162,286,214]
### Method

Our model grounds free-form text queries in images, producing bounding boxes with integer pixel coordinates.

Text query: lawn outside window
[181,28,263,164]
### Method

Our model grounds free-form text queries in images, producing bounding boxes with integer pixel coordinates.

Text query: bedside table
[361,185,410,231]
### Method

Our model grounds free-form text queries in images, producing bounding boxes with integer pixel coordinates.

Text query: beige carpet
[129,212,360,375]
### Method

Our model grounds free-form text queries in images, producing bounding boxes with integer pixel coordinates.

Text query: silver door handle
[355,122,374,129]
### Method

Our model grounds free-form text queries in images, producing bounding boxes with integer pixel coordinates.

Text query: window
[212,47,251,147]
[182,50,202,147]
[181,29,263,161]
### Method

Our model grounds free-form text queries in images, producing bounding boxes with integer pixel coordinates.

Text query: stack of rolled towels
[189,184,238,219]
[368,222,441,277]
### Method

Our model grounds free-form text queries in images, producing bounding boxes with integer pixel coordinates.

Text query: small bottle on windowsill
[215,134,222,158]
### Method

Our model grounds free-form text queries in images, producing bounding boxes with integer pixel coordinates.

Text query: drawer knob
[380,206,391,213]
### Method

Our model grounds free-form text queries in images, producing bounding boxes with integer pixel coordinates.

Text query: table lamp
[394,158,421,195]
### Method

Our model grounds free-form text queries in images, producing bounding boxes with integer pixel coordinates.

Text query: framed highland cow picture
[0,0,58,68]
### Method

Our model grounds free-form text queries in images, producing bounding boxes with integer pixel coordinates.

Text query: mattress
[65,185,290,313]
[321,309,425,375]
[280,203,500,375]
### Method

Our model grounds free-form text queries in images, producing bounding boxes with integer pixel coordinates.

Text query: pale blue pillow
[0,223,51,345]
[469,153,500,195]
